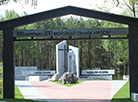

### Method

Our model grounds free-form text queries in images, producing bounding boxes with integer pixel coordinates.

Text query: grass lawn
[0,87,48,102]
[111,81,134,102]
[51,80,85,87]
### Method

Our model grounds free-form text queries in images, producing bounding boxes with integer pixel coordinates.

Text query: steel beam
[1,6,138,30]
[14,36,128,41]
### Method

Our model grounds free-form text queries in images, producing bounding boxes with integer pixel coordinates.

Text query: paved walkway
[15,80,127,102]
[15,81,47,100]
[111,80,127,98]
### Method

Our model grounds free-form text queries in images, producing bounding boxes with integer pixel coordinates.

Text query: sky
[0,0,123,17]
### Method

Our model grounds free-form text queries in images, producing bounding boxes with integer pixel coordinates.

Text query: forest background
[1,0,137,79]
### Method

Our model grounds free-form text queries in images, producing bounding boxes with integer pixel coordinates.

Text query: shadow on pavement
[1,98,111,102]
[111,98,134,102]
[0,98,47,102]
[15,85,33,87]
[15,85,50,88]
[35,98,111,102]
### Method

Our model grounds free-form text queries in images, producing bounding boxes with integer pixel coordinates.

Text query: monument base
[28,75,51,81]
[131,93,138,102]
[123,75,129,81]
[79,75,112,80]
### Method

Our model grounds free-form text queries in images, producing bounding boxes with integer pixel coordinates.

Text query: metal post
[3,28,15,98]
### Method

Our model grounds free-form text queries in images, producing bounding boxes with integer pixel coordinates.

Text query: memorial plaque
[13,28,128,37]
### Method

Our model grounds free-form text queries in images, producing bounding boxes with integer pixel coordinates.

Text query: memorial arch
[0,6,138,99]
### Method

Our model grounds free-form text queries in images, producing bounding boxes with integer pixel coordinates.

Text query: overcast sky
[0,0,123,17]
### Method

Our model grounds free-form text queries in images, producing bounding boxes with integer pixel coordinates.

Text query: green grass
[0,87,24,99]
[111,81,134,102]
[15,87,24,99]
[0,87,48,102]
[50,80,85,87]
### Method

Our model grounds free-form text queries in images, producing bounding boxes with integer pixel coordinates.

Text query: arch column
[3,28,15,98]
[129,25,138,97]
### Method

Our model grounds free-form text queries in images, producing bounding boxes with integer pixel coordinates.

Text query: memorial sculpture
[51,72,61,81]
[68,45,79,78]
[56,40,67,75]
[56,40,79,77]
[57,72,78,84]
[51,40,79,84]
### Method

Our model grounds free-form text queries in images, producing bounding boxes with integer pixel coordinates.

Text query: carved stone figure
[51,72,61,81]
[70,73,78,84]
[62,72,68,84]
[58,72,78,84]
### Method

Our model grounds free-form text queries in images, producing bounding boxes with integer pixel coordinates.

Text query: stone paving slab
[29,81,111,102]
[15,80,127,102]
[111,80,127,98]
[15,81,47,100]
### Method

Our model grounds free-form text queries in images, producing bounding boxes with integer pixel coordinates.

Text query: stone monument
[56,40,79,78]
[56,40,67,75]
[68,45,79,78]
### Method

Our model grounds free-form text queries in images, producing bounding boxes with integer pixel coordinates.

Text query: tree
[0,0,9,5]
[105,0,138,17]
[4,10,19,20]
[0,0,37,7]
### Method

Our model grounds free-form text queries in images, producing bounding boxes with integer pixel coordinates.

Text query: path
[15,81,47,100]
[111,80,127,97]
[15,80,127,102]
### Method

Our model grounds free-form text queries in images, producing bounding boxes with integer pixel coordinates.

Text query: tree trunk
[107,51,110,68]
[79,41,82,75]
[36,42,40,69]
[88,40,93,69]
